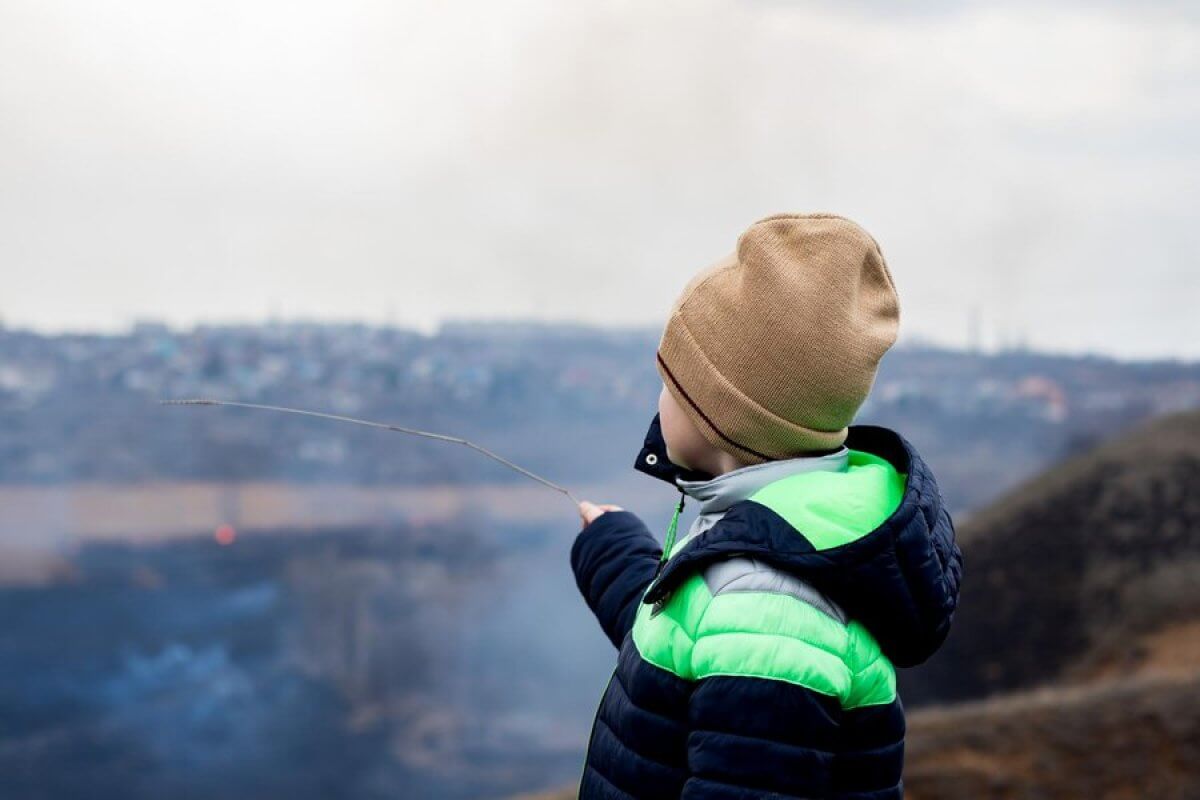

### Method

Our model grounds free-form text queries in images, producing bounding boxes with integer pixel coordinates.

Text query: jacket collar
[676,448,850,516]
[669,449,850,556]
[632,413,713,485]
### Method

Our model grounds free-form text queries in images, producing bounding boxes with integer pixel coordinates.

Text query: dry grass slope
[907,409,1200,704]
[906,670,1200,799]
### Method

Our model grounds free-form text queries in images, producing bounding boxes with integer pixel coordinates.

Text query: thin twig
[160,399,581,506]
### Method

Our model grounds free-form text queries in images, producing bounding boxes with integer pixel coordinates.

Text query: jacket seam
[594,717,687,779]
[583,762,639,800]
[609,666,689,736]
[695,599,852,664]
[688,724,838,758]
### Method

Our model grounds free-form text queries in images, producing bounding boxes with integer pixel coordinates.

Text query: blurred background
[2,1,1199,798]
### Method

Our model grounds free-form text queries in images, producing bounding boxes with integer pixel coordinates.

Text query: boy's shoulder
[631,555,896,709]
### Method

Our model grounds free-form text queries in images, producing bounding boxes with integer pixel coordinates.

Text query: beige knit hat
[657,213,900,463]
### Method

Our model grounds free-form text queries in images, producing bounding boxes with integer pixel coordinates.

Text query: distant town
[2,321,1198,510]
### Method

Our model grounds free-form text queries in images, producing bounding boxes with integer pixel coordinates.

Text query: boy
[571,214,963,799]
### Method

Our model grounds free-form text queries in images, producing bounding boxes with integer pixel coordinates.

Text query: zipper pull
[649,492,687,612]
[658,491,687,567]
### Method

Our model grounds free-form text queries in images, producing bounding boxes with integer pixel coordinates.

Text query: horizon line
[1,315,1196,366]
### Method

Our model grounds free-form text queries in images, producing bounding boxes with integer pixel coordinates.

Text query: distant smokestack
[968,306,982,354]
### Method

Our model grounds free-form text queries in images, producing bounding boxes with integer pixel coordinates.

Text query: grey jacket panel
[702,556,848,624]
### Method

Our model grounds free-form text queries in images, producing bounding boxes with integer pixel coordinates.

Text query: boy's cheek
[663,441,692,472]
[657,386,698,470]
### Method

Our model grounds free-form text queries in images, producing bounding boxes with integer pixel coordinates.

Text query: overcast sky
[1,0,1198,358]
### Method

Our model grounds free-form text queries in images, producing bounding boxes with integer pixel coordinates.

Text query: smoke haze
[2,0,1198,356]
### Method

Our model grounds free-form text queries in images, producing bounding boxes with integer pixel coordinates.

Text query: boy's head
[656,213,899,471]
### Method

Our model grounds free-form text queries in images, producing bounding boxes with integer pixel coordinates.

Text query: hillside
[904,668,1200,800]
[905,409,1200,705]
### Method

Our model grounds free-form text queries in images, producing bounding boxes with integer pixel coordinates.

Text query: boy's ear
[634,413,712,485]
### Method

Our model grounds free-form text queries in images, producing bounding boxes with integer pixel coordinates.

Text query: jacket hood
[641,424,964,667]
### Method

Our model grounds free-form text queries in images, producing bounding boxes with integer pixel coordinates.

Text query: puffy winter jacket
[571,421,963,799]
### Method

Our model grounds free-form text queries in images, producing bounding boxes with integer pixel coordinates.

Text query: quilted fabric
[571,426,963,798]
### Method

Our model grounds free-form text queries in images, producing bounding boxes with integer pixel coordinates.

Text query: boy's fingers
[578,501,624,528]
[578,501,598,528]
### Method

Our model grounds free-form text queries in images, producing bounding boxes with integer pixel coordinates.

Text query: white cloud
[0,0,1197,357]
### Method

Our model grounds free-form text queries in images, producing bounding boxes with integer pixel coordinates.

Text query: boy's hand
[579,501,624,529]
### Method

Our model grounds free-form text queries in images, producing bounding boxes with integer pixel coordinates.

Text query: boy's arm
[571,509,662,649]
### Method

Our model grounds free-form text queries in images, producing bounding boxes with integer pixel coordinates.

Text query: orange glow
[214,524,237,546]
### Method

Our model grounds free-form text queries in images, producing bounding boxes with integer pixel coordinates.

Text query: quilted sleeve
[571,510,663,648]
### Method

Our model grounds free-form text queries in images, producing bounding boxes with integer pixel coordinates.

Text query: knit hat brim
[656,318,849,464]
